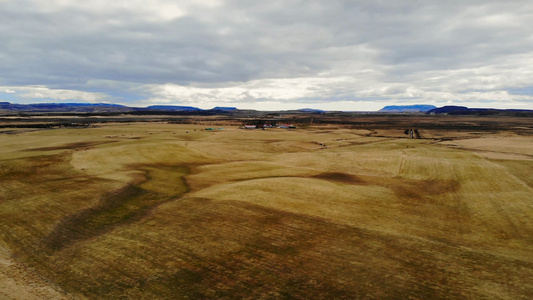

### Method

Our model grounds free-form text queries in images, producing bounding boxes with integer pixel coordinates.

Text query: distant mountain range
[0,102,238,114]
[0,102,131,113]
[379,104,533,115]
[297,108,326,113]
[145,105,202,111]
[1,102,531,116]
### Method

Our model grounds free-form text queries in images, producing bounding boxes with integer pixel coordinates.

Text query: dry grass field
[1,119,533,299]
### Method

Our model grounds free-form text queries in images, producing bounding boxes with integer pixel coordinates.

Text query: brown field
[1,115,533,299]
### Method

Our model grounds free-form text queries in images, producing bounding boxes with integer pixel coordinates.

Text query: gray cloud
[1,0,532,110]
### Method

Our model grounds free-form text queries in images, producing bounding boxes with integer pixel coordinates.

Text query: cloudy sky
[1,0,533,111]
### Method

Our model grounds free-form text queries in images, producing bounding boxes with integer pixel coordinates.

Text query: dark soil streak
[311,172,461,200]
[24,141,115,152]
[44,185,150,250]
[44,165,190,251]
[311,172,366,184]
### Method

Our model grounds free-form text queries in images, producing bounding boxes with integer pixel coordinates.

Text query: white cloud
[142,76,357,107]
[28,0,221,22]
[1,0,533,110]
[1,86,108,103]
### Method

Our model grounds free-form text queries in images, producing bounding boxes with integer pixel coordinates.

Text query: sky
[1,0,533,111]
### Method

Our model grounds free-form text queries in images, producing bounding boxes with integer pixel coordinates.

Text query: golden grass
[1,123,533,298]
[0,245,69,300]
[448,136,533,156]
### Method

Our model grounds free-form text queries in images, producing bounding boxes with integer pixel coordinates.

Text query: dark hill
[212,107,238,111]
[427,106,533,116]
[427,106,469,114]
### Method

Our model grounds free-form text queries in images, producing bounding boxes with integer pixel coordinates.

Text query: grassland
[1,120,533,299]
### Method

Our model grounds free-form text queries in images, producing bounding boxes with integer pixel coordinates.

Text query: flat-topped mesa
[379,105,437,113]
